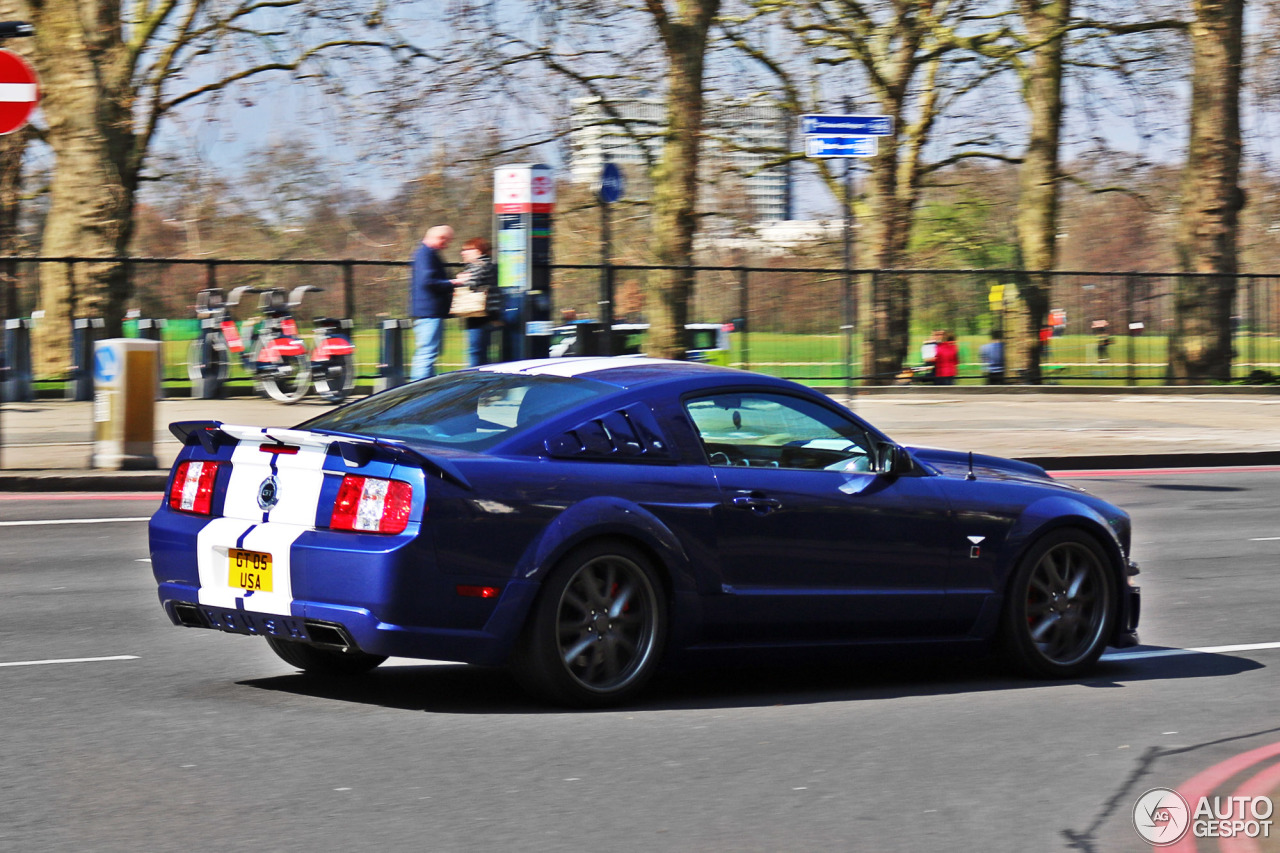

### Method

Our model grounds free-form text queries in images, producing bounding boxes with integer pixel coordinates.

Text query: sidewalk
[3,388,1279,490]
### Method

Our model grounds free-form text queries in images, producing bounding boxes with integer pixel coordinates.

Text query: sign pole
[599,198,612,356]
[0,23,37,472]
[798,107,888,400]
[843,155,855,404]
[596,161,624,358]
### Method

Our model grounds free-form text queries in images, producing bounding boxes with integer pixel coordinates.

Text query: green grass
[30,324,1280,394]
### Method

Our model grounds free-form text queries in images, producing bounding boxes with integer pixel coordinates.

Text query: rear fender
[266,337,308,358]
[313,337,355,360]
[514,496,697,595]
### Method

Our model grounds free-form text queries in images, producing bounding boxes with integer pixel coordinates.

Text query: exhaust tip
[304,621,356,650]
[173,602,209,628]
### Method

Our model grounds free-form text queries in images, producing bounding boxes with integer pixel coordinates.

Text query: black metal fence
[2,256,1279,391]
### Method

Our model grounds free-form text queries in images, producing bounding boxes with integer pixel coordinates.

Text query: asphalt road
[2,471,1280,852]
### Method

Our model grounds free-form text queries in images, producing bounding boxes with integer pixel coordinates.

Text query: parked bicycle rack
[134,318,166,399]
[2,318,33,403]
[377,318,411,392]
[68,318,104,402]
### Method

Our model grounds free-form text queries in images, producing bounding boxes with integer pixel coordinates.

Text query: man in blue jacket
[409,225,458,380]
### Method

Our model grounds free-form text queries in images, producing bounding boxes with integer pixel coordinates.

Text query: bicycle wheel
[186,332,229,385]
[312,353,353,404]
[261,352,311,403]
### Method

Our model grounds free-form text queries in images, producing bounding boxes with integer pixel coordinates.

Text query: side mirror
[875,442,913,476]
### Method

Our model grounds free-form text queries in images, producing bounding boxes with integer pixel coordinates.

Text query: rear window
[297,371,618,450]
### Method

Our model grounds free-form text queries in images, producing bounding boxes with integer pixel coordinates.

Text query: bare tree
[10,0,403,375]
[1172,0,1245,383]
[642,0,721,358]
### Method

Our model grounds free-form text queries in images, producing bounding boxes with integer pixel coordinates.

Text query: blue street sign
[800,114,893,136]
[805,136,877,158]
[93,345,119,384]
[599,162,625,204]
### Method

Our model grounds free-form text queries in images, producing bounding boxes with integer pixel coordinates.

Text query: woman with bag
[453,237,502,367]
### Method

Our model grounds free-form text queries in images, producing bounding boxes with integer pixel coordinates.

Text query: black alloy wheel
[1002,529,1117,678]
[514,540,666,707]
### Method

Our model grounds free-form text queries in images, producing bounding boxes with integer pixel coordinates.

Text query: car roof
[476,357,779,391]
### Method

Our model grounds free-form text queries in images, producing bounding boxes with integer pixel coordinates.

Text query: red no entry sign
[0,49,38,135]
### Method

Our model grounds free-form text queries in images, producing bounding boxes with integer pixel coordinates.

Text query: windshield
[297,371,619,450]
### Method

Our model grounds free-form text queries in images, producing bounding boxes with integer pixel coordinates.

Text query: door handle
[731,494,782,514]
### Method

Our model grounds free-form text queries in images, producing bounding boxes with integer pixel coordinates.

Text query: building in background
[568,97,791,222]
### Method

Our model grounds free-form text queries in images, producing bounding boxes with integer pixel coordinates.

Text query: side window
[684,393,873,471]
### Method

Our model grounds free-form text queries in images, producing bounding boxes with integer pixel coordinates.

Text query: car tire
[265,636,387,676]
[512,540,667,707]
[1000,529,1117,678]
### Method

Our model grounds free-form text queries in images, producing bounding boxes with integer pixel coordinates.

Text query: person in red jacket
[933,330,959,385]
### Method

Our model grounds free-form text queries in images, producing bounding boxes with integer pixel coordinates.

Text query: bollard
[90,338,160,470]
[376,318,410,392]
[2,317,33,403]
[192,318,222,400]
[68,318,104,402]
[135,318,167,399]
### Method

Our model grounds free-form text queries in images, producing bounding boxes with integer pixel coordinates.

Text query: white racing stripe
[480,356,675,377]
[196,433,330,616]
[0,517,150,527]
[0,655,139,668]
[1102,641,1280,662]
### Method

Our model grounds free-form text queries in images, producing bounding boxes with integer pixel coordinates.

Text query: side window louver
[545,404,675,461]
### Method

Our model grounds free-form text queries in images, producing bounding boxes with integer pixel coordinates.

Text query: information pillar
[494,164,554,359]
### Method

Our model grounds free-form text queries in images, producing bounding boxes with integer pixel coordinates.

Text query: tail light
[330,475,413,534]
[169,460,223,515]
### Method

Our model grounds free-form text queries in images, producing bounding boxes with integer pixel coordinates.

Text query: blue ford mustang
[150,357,1140,706]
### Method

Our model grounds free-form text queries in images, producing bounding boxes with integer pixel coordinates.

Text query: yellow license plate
[228,548,273,592]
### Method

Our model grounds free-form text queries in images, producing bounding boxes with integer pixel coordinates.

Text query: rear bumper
[158,579,540,667]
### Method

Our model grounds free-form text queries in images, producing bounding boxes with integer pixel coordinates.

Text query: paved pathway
[2,388,1279,488]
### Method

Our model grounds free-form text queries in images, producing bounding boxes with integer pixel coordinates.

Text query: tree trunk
[26,1,135,376]
[859,22,932,385]
[863,106,913,383]
[1172,0,1244,384]
[645,0,719,360]
[1010,0,1070,385]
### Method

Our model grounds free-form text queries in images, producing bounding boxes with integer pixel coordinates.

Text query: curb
[0,471,169,491]
[1019,451,1280,471]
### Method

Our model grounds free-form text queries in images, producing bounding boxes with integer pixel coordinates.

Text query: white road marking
[1251,537,1280,541]
[0,655,139,668]
[1103,641,1280,662]
[0,517,150,527]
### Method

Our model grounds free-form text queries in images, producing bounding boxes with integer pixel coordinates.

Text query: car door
[684,391,955,643]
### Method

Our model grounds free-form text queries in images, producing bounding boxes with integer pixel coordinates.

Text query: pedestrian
[980,330,1005,385]
[409,225,458,381]
[933,330,959,386]
[458,237,501,367]
[921,330,941,383]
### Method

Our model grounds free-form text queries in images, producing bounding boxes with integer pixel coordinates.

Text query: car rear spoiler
[168,420,471,490]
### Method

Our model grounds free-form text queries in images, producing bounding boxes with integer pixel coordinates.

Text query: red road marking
[1052,466,1280,479]
[1168,740,1280,852]
[0,493,162,501]
[1219,759,1280,853]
